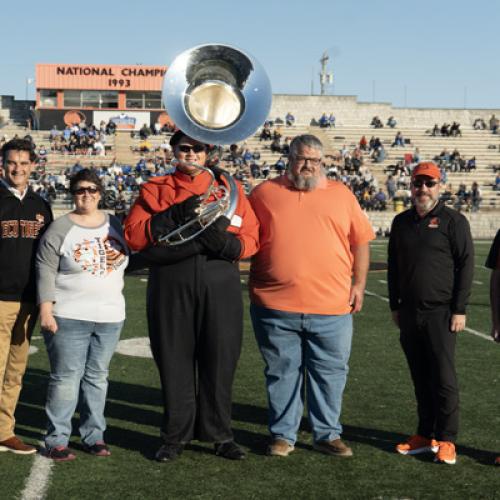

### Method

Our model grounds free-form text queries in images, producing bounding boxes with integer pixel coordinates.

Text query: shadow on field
[16,369,497,464]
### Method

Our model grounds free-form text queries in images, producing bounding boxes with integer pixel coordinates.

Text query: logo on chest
[428,217,440,229]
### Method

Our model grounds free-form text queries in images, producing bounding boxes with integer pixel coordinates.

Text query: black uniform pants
[399,307,459,442]
[147,255,243,444]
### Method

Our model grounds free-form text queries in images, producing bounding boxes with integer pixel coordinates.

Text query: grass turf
[1,240,499,499]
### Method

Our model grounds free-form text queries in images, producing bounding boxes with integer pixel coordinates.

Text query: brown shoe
[313,438,353,457]
[0,436,37,455]
[267,438,295,457]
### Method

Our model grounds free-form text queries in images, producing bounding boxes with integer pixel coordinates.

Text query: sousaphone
[158,44,272,245]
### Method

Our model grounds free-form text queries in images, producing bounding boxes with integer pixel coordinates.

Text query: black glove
[199,216,242,261]
[150,195,200,241]
[139,240,203,266]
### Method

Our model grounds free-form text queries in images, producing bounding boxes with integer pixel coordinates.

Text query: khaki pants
[0,301,38,441]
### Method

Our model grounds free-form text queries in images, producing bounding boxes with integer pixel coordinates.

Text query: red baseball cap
[411,162,441,180]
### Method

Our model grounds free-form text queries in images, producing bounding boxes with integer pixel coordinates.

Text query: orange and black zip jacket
[124,169,259,259]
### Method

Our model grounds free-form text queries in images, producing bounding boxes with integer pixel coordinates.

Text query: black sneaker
[214,441,246,460]
[47,446,76,462]
[155,443,185,462]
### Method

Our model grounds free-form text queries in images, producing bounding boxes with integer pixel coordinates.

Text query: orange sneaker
[495,456,500,466]
[434,441,456,465]
[396,435,439,455]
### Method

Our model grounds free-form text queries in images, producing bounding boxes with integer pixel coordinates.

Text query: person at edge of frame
[485,228,500,466]
[0,138,53,455]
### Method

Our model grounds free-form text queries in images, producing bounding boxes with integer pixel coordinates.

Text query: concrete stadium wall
[368,211,498,239]
[270,94,500,128]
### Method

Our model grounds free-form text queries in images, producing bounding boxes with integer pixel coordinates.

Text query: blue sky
[1,0,499,109]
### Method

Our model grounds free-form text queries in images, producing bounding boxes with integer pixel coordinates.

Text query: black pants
[147,255,243,444]
[399,307,459,442]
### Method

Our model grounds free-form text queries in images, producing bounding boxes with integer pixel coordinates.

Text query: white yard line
[364,289,493,342]
[20,448,53,500]
[473,280,483,285]
[378,279,387,284]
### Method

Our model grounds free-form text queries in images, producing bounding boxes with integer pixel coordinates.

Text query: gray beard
[287,169,325,191]
[413,196,438,214]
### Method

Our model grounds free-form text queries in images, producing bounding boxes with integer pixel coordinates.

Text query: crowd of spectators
[429,122,462,137]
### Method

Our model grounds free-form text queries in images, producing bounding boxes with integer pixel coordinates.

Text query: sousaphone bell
[159,44,272,245]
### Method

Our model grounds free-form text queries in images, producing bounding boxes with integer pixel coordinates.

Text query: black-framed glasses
[178,144,206,153]
[72,186,99,195]
[293,156,322,167]
[412,180,438,188]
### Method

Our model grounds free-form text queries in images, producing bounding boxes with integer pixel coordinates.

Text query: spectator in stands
[242,149,253,165]
[139,123,152,140]
[392,132,405,147]
[319,113,330,128]
[473,118,486,130]
[489,114,499,134]
[440,123,450,137]
[282,138,291,156]
[328,114,336,127]
[261,161,270,179]
[270,137,281,154]
[49,126,60,141]
[259,123,272,141]
[373,188,387,210]
[250,162,261,179]
[274,156,286,175]
[154,121,162,136]
[470,182,482,212]
[359,136,368,151]
[430,124,439,136]
[387,116,397,128]
[494,172,500,191]
[93,139,105,157]
[450,122,462,137]
[372,144,386,163]
[386,175,396,200]
[371,116,383,128]
[285,112,295,127]
[466,157,476,172]
[454,184,469,211]
[273,126,283,141]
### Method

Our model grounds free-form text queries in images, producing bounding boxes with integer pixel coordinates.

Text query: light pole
[25,77,34,101]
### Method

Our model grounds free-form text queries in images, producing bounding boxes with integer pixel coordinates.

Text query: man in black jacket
[388,162,473,465]
[0,139,53,454]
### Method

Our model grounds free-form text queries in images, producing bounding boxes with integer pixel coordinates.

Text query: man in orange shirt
[124,130,259,462]
[249,134,374,458]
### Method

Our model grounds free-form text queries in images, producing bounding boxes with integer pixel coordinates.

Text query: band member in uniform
[124,130,259,462]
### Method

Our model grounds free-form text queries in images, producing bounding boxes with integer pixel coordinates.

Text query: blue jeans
[43,317,123,449]
[250,304,353,445]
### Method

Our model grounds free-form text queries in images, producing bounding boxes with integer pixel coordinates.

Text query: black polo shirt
[388,201,474,313]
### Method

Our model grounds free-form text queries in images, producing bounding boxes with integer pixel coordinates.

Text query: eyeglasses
[178,144,206,153]
[72,186,99,195]
[412,179,438,188]
[293,156,322,167]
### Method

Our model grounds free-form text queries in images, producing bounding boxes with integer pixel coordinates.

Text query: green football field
[1,240,499,499]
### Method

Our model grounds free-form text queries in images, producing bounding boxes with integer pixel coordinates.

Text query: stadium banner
[36,64,166,91]
[94,111,151,131]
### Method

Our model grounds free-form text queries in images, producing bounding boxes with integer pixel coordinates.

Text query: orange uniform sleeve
[231,181,260,259]
[124,182,173,251]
